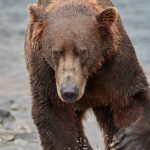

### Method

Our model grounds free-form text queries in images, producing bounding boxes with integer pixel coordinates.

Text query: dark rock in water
[0,110,15,125]
[0,110,10,118]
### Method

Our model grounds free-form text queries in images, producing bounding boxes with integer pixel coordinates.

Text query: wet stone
[0,132,15,143]
[0,110,15,125]
[10,103,19,111]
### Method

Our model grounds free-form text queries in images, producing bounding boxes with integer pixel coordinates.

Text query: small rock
[0,133,15,143]
[0,110,10,118]
[10,104,19,111]
[0,109,15,125]
[9,100,15,104]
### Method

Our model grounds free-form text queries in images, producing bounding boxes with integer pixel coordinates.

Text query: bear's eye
[76,49,88,64]
[78,49,88,59]
[53,50,63,59]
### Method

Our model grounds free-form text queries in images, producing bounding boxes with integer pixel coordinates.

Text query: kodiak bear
[25,0,150,149]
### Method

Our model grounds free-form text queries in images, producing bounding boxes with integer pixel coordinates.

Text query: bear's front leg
[32,99,93,150]
[110,92,150,150]
[93,106,118,150]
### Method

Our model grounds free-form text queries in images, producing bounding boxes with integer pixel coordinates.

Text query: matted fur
[25,0,150,150]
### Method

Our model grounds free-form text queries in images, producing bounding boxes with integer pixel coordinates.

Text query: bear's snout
[60,83,79,103]
[55,56,87,103]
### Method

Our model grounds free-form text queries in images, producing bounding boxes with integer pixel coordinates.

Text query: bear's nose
[61,87,78,102]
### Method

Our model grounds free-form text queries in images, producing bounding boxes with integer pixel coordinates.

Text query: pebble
[0,110,15,125]
[10,104,19,111]
[0,132,15,143]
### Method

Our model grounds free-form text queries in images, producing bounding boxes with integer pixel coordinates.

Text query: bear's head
[29,1,119,103]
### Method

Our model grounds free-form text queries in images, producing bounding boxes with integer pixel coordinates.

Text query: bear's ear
[96,7,118,27]
[28,4,47,22]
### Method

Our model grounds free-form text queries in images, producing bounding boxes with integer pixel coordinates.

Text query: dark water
[0,0,149,149]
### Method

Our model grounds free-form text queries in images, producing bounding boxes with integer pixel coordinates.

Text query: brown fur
[25,0,150,150]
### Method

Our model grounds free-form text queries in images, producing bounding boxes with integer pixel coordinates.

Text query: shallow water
[0,0,149,149]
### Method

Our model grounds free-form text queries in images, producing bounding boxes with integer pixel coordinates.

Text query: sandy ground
[0,0,149,150]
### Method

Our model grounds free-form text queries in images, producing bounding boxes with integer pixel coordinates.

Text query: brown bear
[25,0,150,149]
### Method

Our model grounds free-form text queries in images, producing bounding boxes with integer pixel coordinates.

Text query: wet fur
[25,0,150,150]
